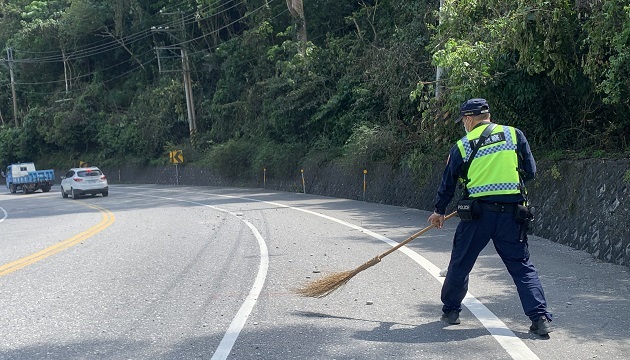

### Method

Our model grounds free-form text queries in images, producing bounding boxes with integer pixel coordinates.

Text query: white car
[60,167,109,199]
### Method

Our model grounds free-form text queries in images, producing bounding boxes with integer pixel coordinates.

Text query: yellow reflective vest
[456,124,521,198]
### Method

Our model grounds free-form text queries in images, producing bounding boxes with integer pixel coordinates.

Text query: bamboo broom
[295,211,457,298]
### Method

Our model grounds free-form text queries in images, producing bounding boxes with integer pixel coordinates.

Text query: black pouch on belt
[514,204,534,241]
[514,204,533,224]
[457,198,480,221]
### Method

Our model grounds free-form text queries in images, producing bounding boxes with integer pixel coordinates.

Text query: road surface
[0,185,628,359]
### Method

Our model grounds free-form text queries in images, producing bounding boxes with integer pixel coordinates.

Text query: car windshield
[77,169,102,177]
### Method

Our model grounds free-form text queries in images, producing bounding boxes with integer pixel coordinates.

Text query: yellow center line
[0,203,115,277]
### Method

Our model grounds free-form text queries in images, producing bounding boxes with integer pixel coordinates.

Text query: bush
[251,140,307,180]
[200,139,255,180]
[341,123,396,167]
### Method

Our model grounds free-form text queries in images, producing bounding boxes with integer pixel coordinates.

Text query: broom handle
[377,211,458,260]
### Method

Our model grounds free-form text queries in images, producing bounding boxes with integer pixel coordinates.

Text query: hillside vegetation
[0,1,628,179]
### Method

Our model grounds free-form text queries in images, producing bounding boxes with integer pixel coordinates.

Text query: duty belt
[480,202,518,213]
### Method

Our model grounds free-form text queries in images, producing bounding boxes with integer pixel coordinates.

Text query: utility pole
[61,48,69,95]
[286,0,307,56]
[153,10,197,142]
[181,46,196,137]
[435,0,445,99]
[6,48,19,126]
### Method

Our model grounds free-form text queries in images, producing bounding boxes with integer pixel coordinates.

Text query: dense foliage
[0,0,628,178]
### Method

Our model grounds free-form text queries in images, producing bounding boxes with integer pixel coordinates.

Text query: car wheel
[9,184,16,194]
[61,186,68,198]
[71,188,79,200]
[23,187,30,194]
[102,191,108,197]
[41,186,50,193]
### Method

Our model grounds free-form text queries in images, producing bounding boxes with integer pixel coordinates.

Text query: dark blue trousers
[441,210,552,321]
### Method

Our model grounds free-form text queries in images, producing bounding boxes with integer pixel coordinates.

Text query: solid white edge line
[210,193,541,360]
[122,186,539,360]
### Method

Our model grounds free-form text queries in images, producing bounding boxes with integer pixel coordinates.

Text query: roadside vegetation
[0,1,628,180]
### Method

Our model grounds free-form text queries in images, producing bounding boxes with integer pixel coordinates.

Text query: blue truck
[2,162,55,194]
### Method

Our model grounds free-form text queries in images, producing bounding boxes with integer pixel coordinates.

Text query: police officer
[427,98,553,336]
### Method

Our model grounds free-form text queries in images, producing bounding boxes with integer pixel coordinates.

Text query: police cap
[456,98,490,123]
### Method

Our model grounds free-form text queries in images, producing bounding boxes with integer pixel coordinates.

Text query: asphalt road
[0,185,628,360]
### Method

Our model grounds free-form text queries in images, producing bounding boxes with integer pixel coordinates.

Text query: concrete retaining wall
[529,160,629,266]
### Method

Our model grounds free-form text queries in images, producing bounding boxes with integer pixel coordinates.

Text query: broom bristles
[295,256,381,298]
[295,213,456,298]
[295,270,355,298]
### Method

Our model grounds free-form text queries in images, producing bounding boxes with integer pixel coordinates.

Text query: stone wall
[98,158,629,268]
[528,160,629,267]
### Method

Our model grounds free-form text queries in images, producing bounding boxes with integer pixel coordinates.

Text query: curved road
[0,185,628,359]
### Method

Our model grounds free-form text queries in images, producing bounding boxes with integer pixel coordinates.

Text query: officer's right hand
[428,212,445,229]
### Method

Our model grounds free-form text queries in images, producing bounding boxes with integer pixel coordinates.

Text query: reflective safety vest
[456,124,521,198]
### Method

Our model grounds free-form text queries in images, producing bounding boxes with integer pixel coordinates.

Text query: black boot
[529,316,552,335]
[441,310,460,325]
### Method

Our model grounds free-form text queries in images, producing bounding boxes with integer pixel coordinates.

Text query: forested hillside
[0,0,628,179]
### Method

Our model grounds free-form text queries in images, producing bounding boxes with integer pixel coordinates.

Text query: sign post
[169,150,184,185]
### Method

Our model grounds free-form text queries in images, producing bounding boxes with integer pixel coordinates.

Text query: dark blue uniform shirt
[433,122,536,215]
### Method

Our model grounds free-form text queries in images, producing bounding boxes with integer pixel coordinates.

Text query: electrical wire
[11,0,202,55]
[9,0,243,63]
[14,48,157,85]
[4,0,338,96]
[187,6,288,58]
[7,0,274,66]
[13,56,156,96]
[8,0,282,94]
[177,1,271,48]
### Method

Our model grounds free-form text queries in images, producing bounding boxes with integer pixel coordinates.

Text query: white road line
[128,193,269,360]
[207,192,541,360]
[121,186,539,360]
[211,220,268,360]
[0,207,7,222]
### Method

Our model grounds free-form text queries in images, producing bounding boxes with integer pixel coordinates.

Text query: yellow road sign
[170,150,184,164]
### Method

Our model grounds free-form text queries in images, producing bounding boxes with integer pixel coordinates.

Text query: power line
[187,6,288,58]
[15,32,155,63]
[8,0,281,93]
[9,0,241,64]
[13,57,156,96]
[177,0,266,48]
[14,49,157,85]
[6,0,205,55]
